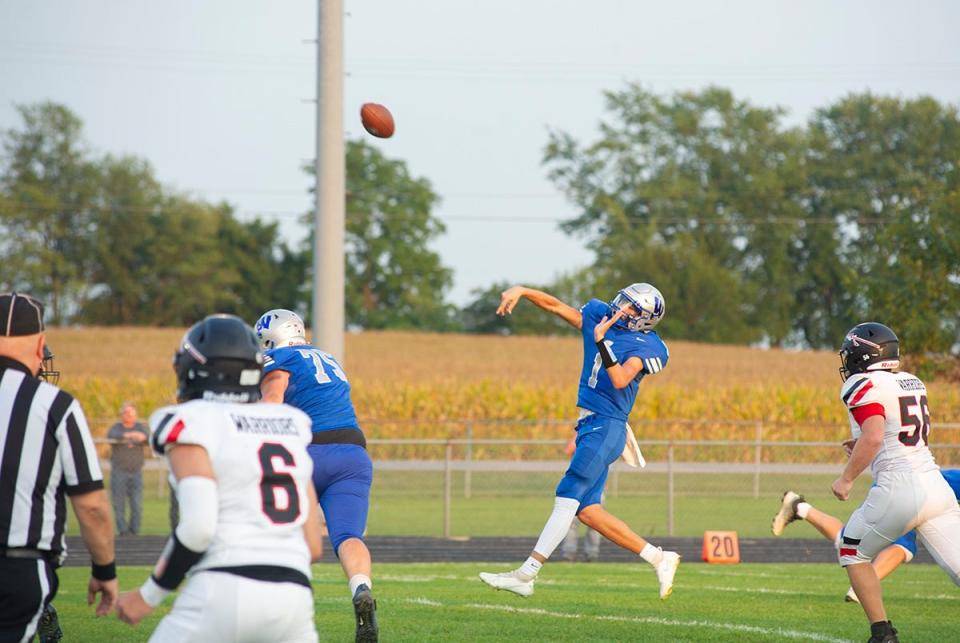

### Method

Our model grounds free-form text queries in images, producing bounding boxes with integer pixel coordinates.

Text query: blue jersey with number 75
[263,345,360,433]
[576,299,669,421]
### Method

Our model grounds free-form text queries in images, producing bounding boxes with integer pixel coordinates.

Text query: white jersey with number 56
[150,399,314,577]
[841,370,940,476]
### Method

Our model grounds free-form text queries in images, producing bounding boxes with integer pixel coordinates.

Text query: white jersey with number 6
[841,370,939,476]
[150,399,314,577]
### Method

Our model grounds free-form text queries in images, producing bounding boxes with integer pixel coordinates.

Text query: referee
[0,293,118,642]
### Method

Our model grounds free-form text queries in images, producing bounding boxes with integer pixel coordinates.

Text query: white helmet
[254,309,306,350]
[610,283,665,332]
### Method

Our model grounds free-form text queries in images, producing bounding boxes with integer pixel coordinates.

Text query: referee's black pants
[0,557,58,643]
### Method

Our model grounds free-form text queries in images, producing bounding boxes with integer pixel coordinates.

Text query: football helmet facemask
[39,345,60,385]
[254,309,306,350]
[174,314,263,403]
[609,283,665,332]
[839,322,900,381]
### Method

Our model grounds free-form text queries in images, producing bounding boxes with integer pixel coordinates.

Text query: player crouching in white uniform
[116,315,324,642]
[829,322,960,643]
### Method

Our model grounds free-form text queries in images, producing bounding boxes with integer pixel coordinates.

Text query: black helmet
[39,345,60,385]
[174,314,263,403]
[839,322,900,381]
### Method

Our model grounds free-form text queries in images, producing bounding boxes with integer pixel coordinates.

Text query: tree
[543,86,804,345]
[803,93,960,353]
[303,140,455,330]
[0,102,99,322]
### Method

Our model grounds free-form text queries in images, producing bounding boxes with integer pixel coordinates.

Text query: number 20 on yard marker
[702,530,741,564]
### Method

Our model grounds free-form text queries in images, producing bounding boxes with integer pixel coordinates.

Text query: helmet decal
[846,334,880,350]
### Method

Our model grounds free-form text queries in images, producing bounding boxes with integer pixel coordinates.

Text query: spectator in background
[108,402,149,536]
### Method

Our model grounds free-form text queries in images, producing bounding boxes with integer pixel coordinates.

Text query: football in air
[360,102,395,138]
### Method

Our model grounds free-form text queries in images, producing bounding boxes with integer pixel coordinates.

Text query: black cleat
[867,620,899,643]
[37,603,63,643]
[352,584,379,643]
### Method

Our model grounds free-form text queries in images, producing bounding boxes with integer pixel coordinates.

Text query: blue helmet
[609,283,665,332]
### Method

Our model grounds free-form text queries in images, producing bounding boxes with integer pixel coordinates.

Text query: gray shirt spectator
[107,403,149,535]
[107,407,150,472]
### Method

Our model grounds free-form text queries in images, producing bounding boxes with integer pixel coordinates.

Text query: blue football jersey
[576,298,669,421]
[263,345,360,433]
[943,469,960,499]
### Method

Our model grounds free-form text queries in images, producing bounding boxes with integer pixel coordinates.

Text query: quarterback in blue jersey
[480,283,680,600]
[255,309,378,643]
[772,469,960,603]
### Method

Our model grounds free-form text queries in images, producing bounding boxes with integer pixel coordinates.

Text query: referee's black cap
[0,292,45,336]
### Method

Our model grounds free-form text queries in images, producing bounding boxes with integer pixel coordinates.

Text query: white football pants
[149,570,318,643]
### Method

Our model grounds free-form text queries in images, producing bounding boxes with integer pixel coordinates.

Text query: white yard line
[700,584,824,596]
[400,598,853,642]
[454,601,854,643]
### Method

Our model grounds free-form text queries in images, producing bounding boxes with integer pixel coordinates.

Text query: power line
[0,200,912,225]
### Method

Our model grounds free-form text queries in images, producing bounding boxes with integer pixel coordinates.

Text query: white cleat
[771,490,805,536]
[655,550,681,600]
[844,587,861,604]
[479,570,535,597]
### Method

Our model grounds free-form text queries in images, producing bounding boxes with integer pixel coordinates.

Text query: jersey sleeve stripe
[654,357,663,371]
[165,420,186,445]
[151,413,176,454]
[849,381,874,407]
[851,403,885,425]
[842,377,869,404]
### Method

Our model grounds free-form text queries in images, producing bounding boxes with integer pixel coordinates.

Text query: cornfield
[47,327,960,463]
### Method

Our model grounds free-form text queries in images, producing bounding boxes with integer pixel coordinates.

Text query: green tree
[804,93,960,352]
[0,102,99,322]
[303,140,455,330]
[544,86,805,344]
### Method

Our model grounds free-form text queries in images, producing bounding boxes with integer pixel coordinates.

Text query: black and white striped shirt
[0,356,104,557]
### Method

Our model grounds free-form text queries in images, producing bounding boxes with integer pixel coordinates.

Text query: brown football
[360,103,395,138]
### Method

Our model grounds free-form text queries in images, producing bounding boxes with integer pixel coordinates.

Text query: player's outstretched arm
[497,285,582,329]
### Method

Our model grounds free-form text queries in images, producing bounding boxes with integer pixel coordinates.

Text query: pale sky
[2,1,959,305]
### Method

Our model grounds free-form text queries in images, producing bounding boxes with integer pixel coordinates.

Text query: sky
[1,0,959,305]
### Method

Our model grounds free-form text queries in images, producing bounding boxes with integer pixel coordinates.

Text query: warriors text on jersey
[577,299,669,420]
[150,399,314,577]
[841,370,939,475]
[263,345,359,432]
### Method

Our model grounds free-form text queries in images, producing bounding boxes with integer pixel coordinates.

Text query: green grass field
[82,470,874,539]
[50,562,959,642]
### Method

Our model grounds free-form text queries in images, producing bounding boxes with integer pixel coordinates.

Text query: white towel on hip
[621,423,646,468]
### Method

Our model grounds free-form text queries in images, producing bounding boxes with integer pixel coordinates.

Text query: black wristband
[596,340,618,368]
[91,560,117,581]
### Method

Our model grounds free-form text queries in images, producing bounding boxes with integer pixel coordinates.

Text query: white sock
[797,502,811,519]
[349,574,372,597]
[517,557,542,581]
[639,543,664,566]
[531,496,580,561]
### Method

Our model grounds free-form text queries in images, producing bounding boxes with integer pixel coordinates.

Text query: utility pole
[312,0,345,362]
